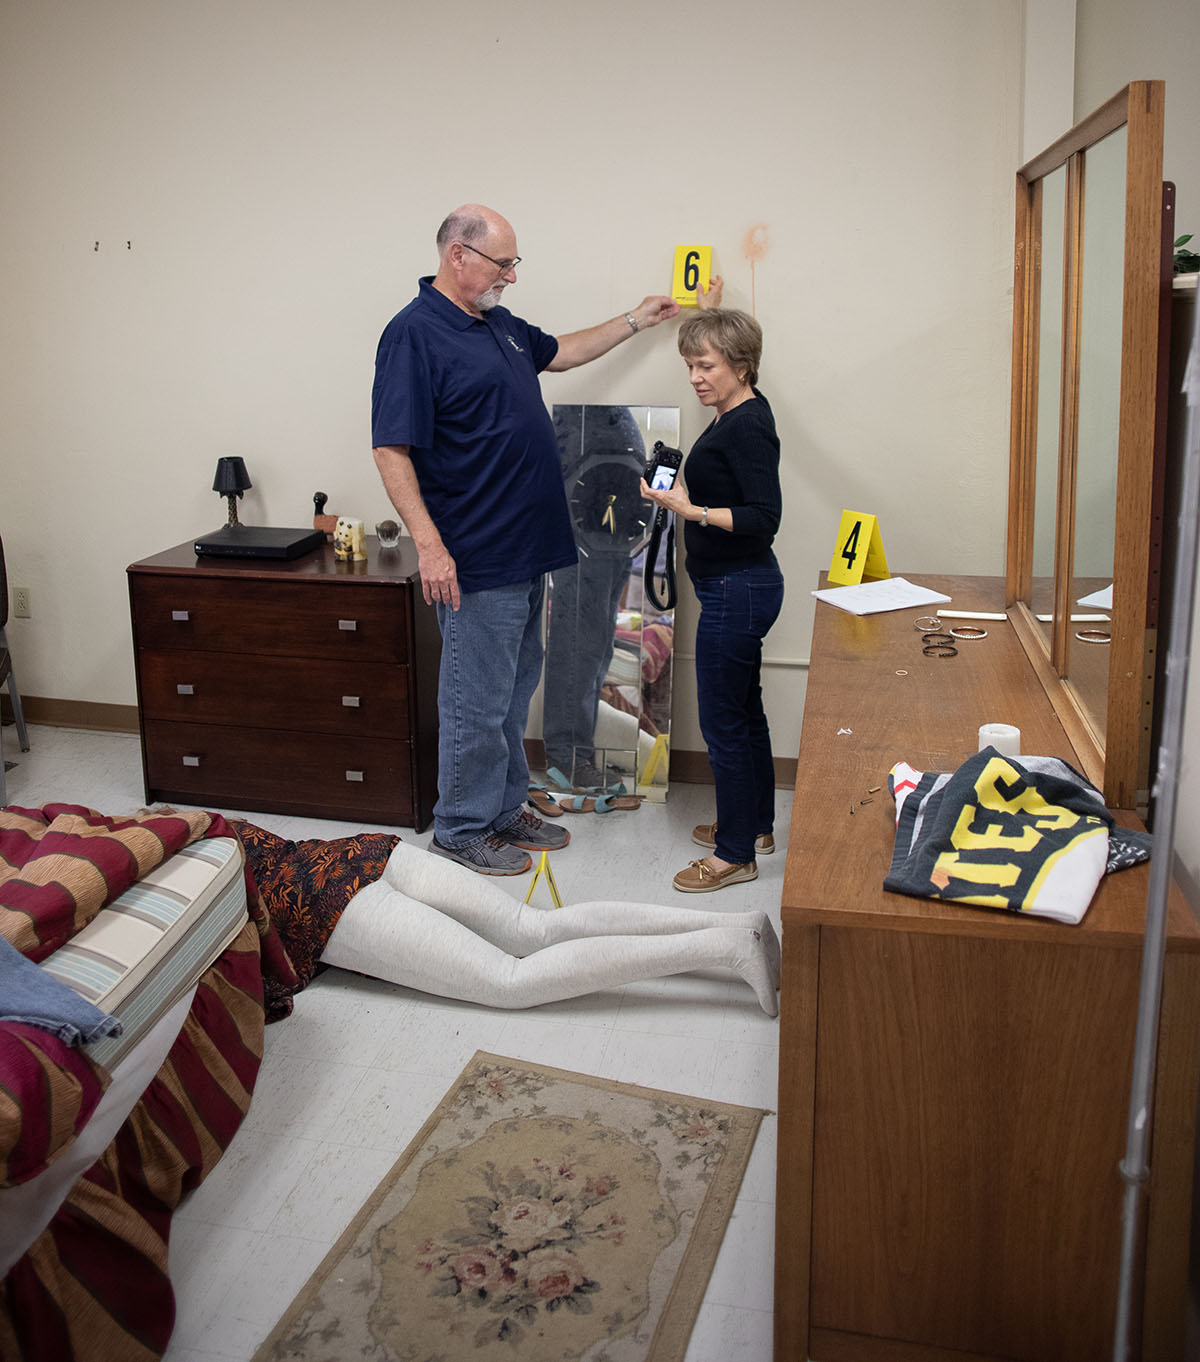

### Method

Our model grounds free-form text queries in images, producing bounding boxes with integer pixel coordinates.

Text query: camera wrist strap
[643,509,676,611]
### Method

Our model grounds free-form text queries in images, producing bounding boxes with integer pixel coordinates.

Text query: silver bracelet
[700,506,709,527]
[624,311,639,333]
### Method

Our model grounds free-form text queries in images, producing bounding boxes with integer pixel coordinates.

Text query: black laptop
[193,525,326,560]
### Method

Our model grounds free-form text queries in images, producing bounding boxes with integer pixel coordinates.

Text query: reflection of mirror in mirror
[1032,165,1067,637]
[1068,125,1126,741]
[544,405,679,803]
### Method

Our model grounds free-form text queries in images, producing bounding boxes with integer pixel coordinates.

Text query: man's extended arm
[372,444,460,610]
[546,294,680,371]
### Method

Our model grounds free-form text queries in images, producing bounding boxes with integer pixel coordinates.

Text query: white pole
[1113,292,1200,1360]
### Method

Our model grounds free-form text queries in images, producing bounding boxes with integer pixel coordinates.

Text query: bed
[0,803,299,1362]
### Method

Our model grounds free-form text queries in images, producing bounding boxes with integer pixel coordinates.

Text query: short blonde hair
[677,309,763,387]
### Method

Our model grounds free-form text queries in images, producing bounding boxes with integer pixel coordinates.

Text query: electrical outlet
[12,587,30,619]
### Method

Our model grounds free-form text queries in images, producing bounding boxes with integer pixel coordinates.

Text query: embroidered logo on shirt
[505,335,524,353]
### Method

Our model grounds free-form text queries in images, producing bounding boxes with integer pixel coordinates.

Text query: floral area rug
[252,1051,767,1362]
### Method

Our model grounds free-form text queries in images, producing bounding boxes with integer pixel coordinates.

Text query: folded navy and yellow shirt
[885,746,1151,924]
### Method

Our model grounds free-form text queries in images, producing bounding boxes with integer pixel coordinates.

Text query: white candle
[978,723,1021,756]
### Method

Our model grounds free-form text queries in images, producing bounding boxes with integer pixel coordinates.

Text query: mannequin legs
[320,841,780,1015]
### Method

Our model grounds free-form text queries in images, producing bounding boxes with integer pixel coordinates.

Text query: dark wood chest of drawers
[128,538,441,830]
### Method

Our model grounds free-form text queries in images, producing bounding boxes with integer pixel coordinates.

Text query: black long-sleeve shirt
[682,389,783,579]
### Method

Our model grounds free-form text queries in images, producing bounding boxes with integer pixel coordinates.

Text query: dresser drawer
[137,650,410,739]
[130,576,411,662]
[143,720,416,823]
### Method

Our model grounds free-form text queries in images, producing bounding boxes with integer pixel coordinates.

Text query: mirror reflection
[1032,164,1067,637]
[542,405,680,803]
[1068,126,1126,739]
[1006,81,1165,809]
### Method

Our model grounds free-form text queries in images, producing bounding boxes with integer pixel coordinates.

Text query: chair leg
[0,723,6,807]
[0,628,29,752]
[7,673,29,752]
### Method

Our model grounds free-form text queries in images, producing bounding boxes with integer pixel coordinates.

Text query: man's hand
[630,295,682,329]
[417,541,460,610]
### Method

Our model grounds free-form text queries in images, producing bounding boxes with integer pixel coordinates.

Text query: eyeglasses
[458,241,521,273]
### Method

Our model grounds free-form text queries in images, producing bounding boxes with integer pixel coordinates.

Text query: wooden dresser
[776,574,1200,1362]
[127,537,441,830]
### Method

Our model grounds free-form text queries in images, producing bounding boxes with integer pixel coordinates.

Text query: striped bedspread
[0,804,299,1361]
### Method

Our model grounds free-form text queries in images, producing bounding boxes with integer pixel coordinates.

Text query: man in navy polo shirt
[372,203,678,875]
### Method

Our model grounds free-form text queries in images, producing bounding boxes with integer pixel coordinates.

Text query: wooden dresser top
[782,573,1200,950]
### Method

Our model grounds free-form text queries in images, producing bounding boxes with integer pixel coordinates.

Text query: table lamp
[213,457,252,526]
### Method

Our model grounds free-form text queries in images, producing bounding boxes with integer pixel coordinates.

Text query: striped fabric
[0,804,300,1361]
[41,838,248,1069]
[0,919,268,1362]
[0,804,217,963]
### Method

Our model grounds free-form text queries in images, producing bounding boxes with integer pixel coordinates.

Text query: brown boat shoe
[691,823,775,855]
[673,857,759,893]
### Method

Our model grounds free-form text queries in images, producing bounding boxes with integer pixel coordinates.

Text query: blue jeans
[434,578,545,847]
[692,564,784,865]
[543,552,629,775]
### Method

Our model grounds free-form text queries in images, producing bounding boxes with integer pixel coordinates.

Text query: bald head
[436,203,512,257]
[432,204,520,316]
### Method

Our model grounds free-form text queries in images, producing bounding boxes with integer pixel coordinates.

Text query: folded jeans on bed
[0,935,120,1046]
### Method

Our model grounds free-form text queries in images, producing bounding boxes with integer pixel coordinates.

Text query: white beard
[475,286,503,312]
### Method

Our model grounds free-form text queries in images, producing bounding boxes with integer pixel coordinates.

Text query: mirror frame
[1005,81,1167,810]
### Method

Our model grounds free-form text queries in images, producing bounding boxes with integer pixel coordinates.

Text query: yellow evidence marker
[827,510,890,586]
[672,245,712,308]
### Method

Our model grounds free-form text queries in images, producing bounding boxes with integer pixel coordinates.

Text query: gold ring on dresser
[949,625,988,640]
[1075,628,1111,644]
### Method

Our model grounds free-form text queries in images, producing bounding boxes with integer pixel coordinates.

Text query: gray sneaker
[495,808,571,852]
[429,833,532,876]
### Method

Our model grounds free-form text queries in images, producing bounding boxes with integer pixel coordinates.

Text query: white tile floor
[3,725,789,1362]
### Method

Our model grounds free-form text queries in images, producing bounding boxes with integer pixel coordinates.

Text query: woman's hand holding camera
[639,476,695,520]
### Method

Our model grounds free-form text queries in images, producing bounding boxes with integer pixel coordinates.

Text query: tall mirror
[540,404,680,803]
[1031,163,1068,641]
[1006,81,1167,810]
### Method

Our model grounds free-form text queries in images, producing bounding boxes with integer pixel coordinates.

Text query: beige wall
[0,0,1023,763]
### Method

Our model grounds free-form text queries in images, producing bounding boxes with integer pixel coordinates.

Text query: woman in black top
[641,304,784,892]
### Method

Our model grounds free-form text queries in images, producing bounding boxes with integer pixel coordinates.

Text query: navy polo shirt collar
[418,276,490,331]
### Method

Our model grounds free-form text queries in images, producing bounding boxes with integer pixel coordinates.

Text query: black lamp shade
[213,457,252,496]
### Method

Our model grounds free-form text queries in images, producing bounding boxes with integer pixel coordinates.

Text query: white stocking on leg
[381,841,779,976]
[321,881,779,1016]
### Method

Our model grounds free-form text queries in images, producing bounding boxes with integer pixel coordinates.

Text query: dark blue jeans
[543,552,629,776]
[692,564,784,864]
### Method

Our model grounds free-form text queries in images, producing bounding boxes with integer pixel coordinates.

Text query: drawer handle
[182,755,201,768]
[342,695,361,708]
[345,770,364,782]
[176,683,195,695]
[338,619,358,632]
[171,610,190,622]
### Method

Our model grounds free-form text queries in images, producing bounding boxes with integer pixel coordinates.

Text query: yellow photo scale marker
[641,732,669,786]
[827,509,890,586]
[524,849,564,909]
[672,245,712,308]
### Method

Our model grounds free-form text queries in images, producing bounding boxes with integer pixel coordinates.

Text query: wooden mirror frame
[1005,81,1168,811]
